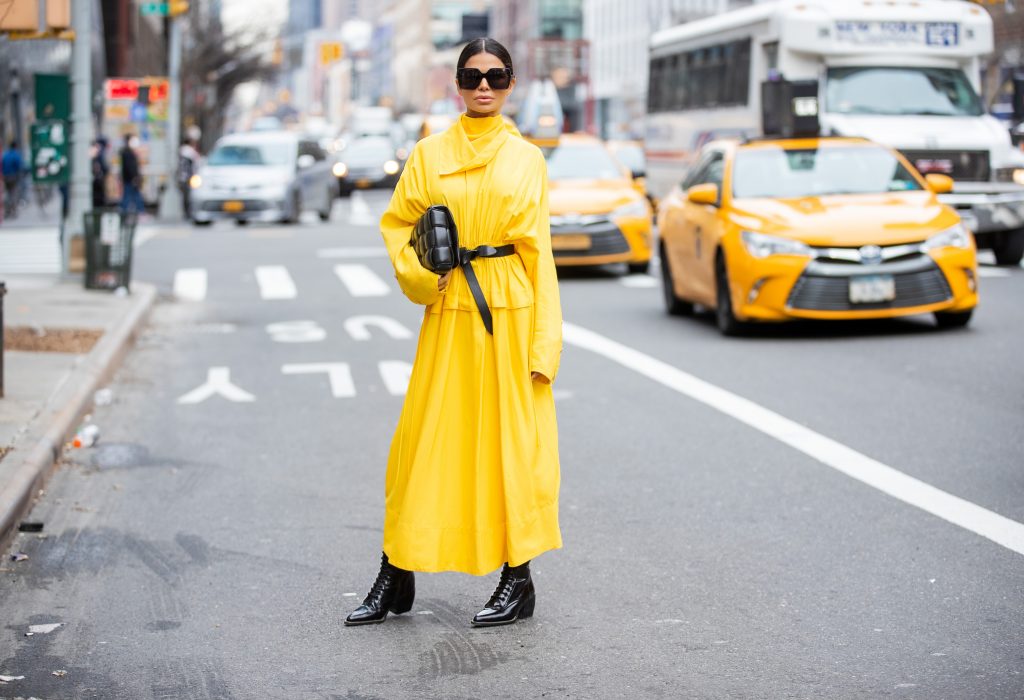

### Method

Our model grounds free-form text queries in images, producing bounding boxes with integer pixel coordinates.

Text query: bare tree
[180,16,279,152]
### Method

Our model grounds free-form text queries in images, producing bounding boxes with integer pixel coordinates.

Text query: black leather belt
[457,244,515,335]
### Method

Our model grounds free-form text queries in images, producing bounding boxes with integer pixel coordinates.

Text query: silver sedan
[189,131,335,225]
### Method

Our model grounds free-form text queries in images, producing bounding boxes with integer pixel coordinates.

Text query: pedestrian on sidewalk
[177,137,200,218]
[346,38,563,629]
[2,141,24,219]
[91,136,110,208]
[118,135,144,214]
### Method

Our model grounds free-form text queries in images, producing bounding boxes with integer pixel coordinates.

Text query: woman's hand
[438,270,453,292]
[531,371,550,384]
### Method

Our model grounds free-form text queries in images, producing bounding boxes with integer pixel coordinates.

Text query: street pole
[65,0,94,275]
[9,69,22,150]
[158,15,183,221]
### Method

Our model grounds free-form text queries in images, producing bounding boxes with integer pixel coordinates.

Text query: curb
[0,282,158,545]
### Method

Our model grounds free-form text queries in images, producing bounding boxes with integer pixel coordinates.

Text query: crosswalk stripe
[349,191,375,226]
[334,263,390,296]
[174,268,207,301]
[316,247,388,259]
[621,275,658,288]
[255,265,297,299]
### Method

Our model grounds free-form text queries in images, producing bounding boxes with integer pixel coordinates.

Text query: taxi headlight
[611,199,648,219]
[741,230,812,258]
[1014,169,1024,186]
[383,160,400,175]
[189,174,202,189]
[332,162,348,178]
[921,222,972,252]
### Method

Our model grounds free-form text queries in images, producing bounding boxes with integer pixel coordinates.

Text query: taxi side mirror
[687,183,719,206]
[925,173,954,194]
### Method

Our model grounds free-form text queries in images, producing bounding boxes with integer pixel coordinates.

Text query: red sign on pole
[105,79,139,100]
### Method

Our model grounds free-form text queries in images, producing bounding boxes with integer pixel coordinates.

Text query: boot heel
[518,592,536,619]
[389,575,415,615]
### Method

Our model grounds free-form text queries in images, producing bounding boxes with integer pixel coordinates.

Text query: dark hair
[457,37,514,75]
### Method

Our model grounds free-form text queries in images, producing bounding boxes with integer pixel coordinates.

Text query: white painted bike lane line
[563,321,1024,557]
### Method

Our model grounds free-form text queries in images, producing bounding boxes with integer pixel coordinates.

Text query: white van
[646,0,1024,264]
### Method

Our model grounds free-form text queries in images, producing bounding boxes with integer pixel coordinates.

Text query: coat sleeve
[511,150,563,384]
[379,142,442,306]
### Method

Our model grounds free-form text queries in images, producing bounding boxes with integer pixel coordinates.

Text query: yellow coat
[379,113,562,575]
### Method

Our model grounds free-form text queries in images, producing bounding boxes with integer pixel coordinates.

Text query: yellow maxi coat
[379,113,562,575]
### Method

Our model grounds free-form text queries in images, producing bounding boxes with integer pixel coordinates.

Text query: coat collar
[437,114,521,176]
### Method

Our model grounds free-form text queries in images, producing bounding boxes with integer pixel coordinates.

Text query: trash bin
[83,209,137,291]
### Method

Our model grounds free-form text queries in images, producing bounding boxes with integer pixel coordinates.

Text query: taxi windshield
[546,144,624,180]
[732,145,923,199]
[208,142,294,167]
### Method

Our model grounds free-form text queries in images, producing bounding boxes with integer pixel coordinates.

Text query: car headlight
[383,160,400,175]
[740,230,812,258]
[1015,169,1024,187]
[189,174,202,189]
[610,198,648,219]
[921,222,972,252]
[333,162,348,178]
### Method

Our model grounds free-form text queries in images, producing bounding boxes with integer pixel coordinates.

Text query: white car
[190,131,335,225]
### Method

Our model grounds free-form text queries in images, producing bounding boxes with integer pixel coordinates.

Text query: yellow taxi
[606,139,659,216]
[657,137,978,335]
[545,134,653,273]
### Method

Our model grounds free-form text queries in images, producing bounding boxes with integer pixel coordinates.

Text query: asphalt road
[1,190,1022,699]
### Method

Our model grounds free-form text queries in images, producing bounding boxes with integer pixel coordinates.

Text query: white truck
[646,0,1024,264]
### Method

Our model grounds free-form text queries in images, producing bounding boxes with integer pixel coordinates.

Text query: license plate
[849,274,896,304]
[551,234,591,251]
[223,200,244,212]
[356,178,372,188]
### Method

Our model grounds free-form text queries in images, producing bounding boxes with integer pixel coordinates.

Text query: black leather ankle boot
[471,561,535,627]
[345,552,415,626]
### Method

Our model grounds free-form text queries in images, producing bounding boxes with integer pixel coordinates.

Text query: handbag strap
[458,244,515,335]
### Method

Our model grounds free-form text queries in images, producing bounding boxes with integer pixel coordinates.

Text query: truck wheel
[992,229,1024,266]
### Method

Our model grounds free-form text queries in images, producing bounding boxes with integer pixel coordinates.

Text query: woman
[346,38,562,628]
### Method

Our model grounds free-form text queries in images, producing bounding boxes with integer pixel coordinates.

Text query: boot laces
[487,566,518,608]
[364,556,395,604]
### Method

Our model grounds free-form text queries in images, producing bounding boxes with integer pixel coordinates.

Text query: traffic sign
[30,120,69,184]
[140,2,169,15]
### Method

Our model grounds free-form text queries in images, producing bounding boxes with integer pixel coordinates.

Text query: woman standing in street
[346,38,562,628]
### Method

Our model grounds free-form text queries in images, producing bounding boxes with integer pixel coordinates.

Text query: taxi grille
[787,266,952,311]
[551,220,631,258]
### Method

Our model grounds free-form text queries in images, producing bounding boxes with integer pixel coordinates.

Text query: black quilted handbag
[411,205,459,274]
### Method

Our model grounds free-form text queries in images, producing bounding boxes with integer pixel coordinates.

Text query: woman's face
[457,52,515,118]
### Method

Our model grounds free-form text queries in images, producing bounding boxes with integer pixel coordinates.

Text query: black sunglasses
[456,67,513,91]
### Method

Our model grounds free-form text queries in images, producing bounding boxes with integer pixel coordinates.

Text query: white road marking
[173,268,207,301]
[334,264,390,296]
[177,367,256,404]
[621,275,658,288]
[349,190,375,226]
[379,361,413,396]
[344,315,413,341]
[563,322,1024,557]
[976,267,1010,278]
[255,265,297,299]
[265,320,326,343]
[282,363,356,398]
[317,247,389,259]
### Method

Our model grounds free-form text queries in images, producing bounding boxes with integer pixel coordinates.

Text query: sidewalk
[0,273,156,544]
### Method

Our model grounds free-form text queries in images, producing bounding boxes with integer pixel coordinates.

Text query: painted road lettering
[177,367,256,404]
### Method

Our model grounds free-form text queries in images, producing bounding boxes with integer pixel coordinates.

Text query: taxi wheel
[934,309,973,329]
[659,244,693,316]
[715,254,746,337]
